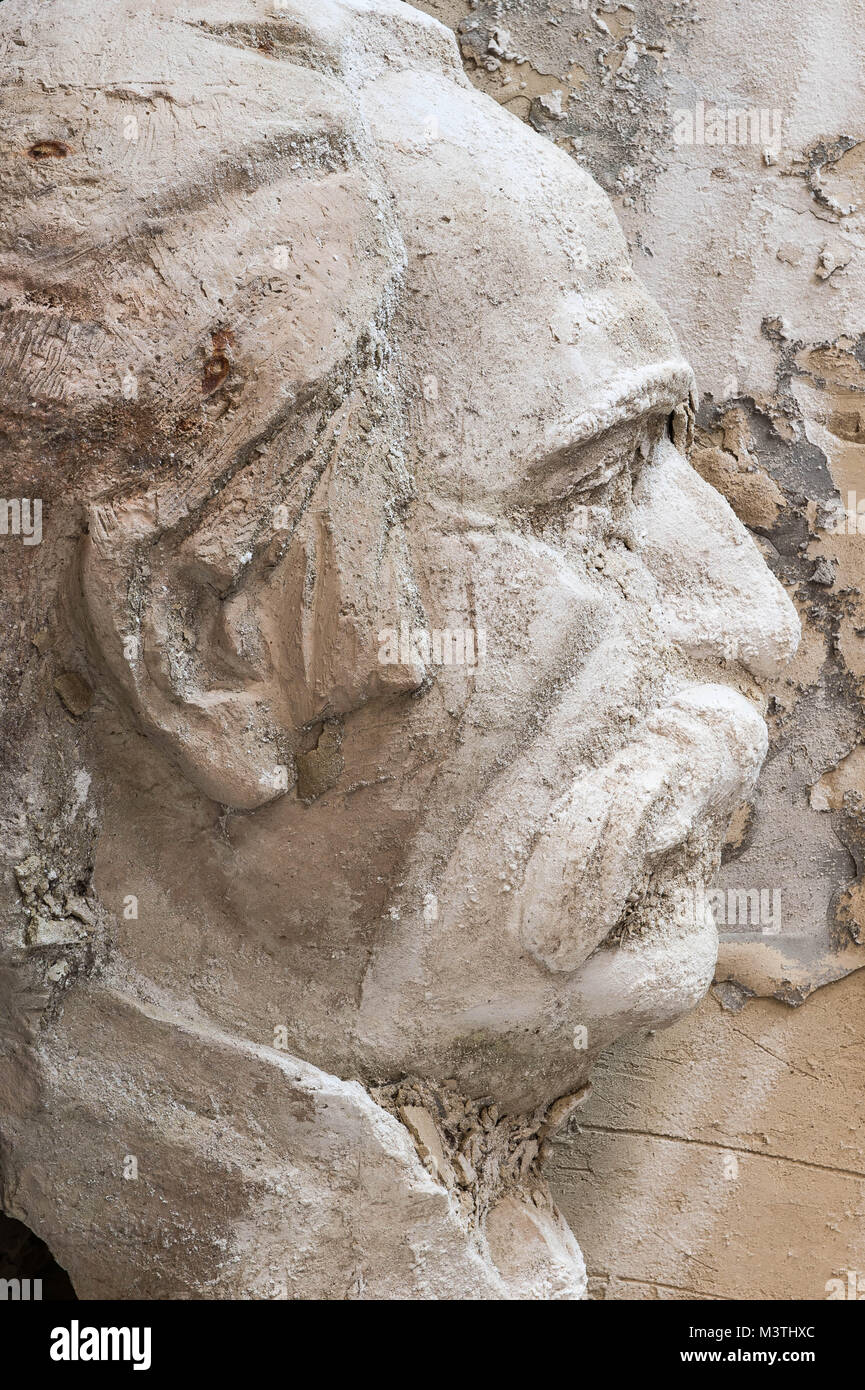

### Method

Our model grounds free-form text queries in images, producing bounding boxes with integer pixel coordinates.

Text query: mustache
[515,684,768,973]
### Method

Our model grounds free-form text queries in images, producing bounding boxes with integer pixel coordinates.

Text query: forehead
[0,4,691,517]
[362,70,691,490]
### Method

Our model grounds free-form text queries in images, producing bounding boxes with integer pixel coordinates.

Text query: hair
[0,1,457,499]
[0,1,463,808]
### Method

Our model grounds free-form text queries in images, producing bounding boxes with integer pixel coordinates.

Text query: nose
[632,437,799,679]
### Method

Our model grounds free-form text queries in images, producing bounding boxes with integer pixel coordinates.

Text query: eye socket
[530,412,667,511]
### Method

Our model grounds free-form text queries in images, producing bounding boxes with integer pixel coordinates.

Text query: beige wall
[548,971,865,1300]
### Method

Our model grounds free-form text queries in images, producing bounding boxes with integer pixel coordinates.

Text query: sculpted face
[3,0,798,1127]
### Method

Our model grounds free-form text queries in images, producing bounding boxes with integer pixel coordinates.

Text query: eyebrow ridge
[539,359,697,461]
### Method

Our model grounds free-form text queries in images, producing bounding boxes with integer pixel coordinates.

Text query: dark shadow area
[0,1211,77,1299]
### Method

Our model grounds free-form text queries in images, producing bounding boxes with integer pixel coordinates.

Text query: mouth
[513,683,768,973]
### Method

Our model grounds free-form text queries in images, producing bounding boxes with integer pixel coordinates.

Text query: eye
[530,413,666,512]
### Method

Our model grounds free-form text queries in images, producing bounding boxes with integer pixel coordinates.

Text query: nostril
[26,140,71,160]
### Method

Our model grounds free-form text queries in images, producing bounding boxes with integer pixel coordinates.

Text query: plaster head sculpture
[0,0,799,1298]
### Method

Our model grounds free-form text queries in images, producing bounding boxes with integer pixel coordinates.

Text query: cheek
[415,525,611,683]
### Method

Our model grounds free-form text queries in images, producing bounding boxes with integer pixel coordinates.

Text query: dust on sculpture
[0,0,798,1299]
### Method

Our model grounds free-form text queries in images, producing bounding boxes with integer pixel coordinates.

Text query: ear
[79,495,292,811]
[78,472,429,812]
